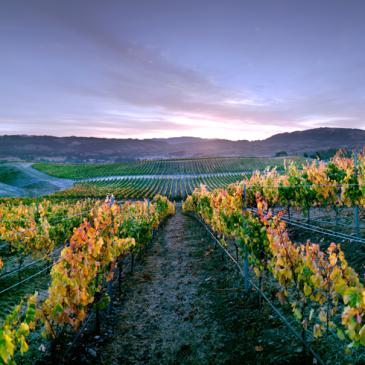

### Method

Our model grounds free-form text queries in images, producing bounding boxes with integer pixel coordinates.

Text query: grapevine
[183,184,365,349]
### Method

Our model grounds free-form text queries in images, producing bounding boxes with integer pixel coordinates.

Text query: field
[2,152,365,364]
[41,156,304,201]
[54,174,242,200]
[32,156,301,179]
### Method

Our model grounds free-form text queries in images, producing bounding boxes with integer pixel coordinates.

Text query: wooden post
[130,253,135,272]
[95,274,101,335]
[235,243,239,261]
[243,250,250,292]
[242,184,251,292]
[118,259,123,294]
[107,280,113,314]
[354,148,360,237]
[243,183,247,210]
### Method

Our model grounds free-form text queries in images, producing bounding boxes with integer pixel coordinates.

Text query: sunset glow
[1,0,365,140]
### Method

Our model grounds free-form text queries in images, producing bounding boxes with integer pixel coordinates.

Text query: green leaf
[293,308,302,320]
[359,325,365,346]
[52,303,64,316]
[343,287,362,307]
[337,328,346,341]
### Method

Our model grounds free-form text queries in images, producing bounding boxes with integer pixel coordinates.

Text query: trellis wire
[298,216,363,230]
[0,236,82,296]
[247,207,365,244]
[0,263,53,295]
[192,213,325,365]
[282,216,365,244]
[0,208,92,225]
[0,246,63,280]
[0,207,96,283]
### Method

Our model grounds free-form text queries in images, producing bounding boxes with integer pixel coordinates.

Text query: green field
[33,156,302,179]
[54,174,242,200]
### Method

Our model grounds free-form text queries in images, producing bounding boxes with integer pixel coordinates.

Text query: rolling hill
[0,127,364,162]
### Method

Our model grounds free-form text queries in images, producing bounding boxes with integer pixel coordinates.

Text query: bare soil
[62,208,312,365]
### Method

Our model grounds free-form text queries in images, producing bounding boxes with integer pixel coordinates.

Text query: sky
[1,0,365,141]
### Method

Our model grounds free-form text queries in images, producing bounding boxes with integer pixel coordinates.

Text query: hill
[0,163,73,197]
[0,127,364,162]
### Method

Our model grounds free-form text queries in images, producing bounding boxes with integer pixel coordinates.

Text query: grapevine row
[0,199,96,273]
[242,150,365,210]
[33,156,293,179]
[183,185,365,351]
[55,175,242,200]
[0,195,175,364]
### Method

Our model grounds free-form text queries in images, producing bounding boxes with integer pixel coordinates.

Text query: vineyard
[2,150,365,364]
[54,174,243,200]
[0,195,175,364]
[181,150,365,363]
[33,156,300,179]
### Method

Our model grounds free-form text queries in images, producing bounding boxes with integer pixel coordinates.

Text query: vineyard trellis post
[354,148,360,237]
[242,183,251,292]
[108,196,114,314]
[95,273,101,335]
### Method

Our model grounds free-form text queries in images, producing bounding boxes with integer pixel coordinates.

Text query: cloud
[1,1,365,139]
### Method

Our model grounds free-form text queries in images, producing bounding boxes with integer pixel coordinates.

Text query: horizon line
[0,126,361,142]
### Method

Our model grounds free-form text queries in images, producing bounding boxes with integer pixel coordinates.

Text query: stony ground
[62,208,318,365]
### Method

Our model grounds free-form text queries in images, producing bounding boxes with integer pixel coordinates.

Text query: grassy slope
[0,163,73,197]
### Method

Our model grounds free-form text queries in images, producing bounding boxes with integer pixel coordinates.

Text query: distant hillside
[0,163,73,197]
[0,128,364,162]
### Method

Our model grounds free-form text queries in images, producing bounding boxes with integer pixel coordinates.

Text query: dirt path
[0,163,74,197]
[16,163,74,190]
[68,208,312,365]
[101,209,234,364]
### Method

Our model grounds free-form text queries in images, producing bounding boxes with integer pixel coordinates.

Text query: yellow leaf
[20,337,29,354]
[319,310,327,323]
[78,309,86,321]
[333,278,347,295]
[2,333,15,361]
[313,324,322,338]
[19,322,29,335]
[304,284,312,296]
[253,267,261,277]
[329,253,337,266]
